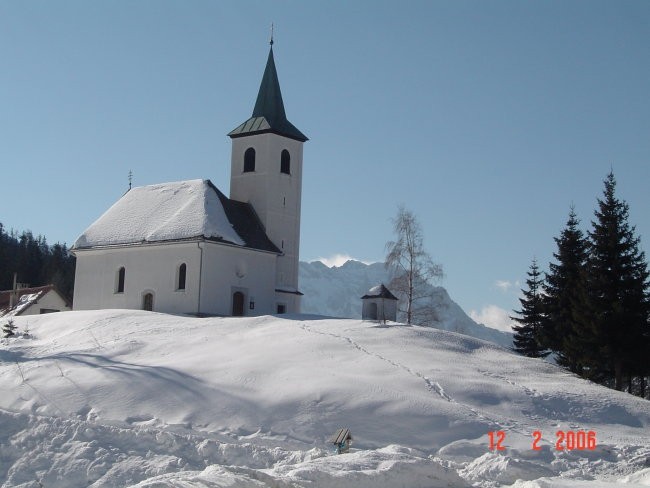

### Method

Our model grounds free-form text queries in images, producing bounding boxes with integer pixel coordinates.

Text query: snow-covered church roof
[73,179,280,253]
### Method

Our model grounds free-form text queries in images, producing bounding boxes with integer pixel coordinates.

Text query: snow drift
[0,310,648,487]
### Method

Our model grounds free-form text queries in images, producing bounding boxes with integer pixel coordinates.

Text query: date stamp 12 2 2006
[487,430,597,452]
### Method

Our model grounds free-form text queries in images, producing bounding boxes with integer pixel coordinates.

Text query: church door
[143,293,154,311]
[232,291,245,316]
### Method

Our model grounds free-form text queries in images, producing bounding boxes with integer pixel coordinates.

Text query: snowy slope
[300,260,513,348]
[1,311,649,487]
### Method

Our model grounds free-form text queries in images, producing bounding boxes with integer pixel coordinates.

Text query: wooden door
[143,293,153,311]
[232,291,245,316]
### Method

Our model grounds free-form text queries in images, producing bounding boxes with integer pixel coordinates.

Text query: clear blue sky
[2,1,649,330]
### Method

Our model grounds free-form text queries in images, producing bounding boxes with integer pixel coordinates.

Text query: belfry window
[244,148,256,172]
[177,263,187,290]
[116,267,126,293]
[281,149,290,175]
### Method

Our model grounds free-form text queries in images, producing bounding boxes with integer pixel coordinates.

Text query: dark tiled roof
[210,182,281,254]
[228,47,307,142]
[361,284,398,300]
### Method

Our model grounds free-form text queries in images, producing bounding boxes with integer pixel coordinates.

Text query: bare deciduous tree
[385,206,443,325]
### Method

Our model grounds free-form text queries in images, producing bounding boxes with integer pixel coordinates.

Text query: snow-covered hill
[1,310,649,487]
[300,260,513,348]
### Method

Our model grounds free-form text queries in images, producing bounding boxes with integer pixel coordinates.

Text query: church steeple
[252,48,287,125]
[229,46,307,142]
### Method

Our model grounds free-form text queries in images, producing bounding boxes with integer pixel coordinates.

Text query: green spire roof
[229,47,307,142]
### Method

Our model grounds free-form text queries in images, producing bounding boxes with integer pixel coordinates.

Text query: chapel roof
[228,46,308,142]
[72,179,280,254]
[361,284,398,300]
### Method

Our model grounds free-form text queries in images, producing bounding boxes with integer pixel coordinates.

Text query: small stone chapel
[361,284,398,322]
[72,43,307,317]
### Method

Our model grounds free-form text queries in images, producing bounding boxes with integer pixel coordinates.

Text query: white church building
[72,45,307,317]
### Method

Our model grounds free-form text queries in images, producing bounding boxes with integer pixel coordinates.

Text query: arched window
[116,267,125,293]
[177,263,186,290]
[244,147,256,172]
[281,149,290,175]
[143,292,154,311]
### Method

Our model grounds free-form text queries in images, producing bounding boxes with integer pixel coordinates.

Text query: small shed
[361,284,398,322]
[0,285,71,317]
[328,428,353,454]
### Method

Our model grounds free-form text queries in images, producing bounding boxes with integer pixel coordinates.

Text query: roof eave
[72,236,281,255]
[228,128,308,143]
[275,288,304,296]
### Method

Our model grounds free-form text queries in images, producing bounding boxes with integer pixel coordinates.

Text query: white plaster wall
[229,133,304,309]
[362,298,398,322]
[199,242,278,316]
[73,242,202,314]
[73,240,286,316]
[21,291,70,315]
[274,291,301,315]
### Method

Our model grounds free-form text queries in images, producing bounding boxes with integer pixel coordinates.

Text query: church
[71,44,307,317]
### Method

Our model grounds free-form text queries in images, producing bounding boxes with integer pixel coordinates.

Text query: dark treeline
[0,223,76,301]
[512,172,650,399]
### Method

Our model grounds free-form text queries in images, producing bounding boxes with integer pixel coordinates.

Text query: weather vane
[128,170,133,190]
[270,23,274,46]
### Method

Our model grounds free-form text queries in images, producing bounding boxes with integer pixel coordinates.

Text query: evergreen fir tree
[542,207,590,373]
[586,172,650,391]
[512,259,549,358]
[2,318,17,338]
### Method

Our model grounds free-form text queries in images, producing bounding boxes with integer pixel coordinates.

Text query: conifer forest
[0,223,75,300]
[512,172,650,399]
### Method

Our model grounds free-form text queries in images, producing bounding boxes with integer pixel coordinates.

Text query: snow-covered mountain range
[1,311,649,487]
[300,260,513,348]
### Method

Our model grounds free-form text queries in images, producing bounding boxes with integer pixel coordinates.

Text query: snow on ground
[1,310,649,487]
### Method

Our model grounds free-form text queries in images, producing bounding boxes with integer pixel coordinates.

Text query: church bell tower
[228,42,307,313]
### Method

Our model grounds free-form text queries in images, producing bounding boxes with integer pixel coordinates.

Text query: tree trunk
[639,375,645,398]
[407,267,413,324]
[614,360,623,391]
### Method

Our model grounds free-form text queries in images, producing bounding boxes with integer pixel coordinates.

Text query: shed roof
[328,428,352,444]
[0,285,70,317]
[361,284,398,300]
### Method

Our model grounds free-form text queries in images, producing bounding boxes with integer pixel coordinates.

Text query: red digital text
[487,430,597,452]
